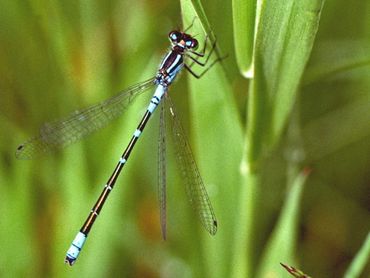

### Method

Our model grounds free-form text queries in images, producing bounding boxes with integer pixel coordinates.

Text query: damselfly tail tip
[64,255,76,266]
[65,231,87,266]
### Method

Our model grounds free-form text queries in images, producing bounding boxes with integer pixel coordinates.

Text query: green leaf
[255,169,310,278]
[180,1,243,277]
[233,2,325,277]
[344,232,370,278]
[232,0,258,77]
[302,95,370,161]
[247,0,325,167]
[303,40,370,85]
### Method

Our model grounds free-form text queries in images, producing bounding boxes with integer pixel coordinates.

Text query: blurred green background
[0,0,369,277]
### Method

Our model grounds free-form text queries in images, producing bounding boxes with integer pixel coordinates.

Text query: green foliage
[256,170,310,277]
[0,0,369,277]
[344,232,370,278]
[232,0,257,76]
[247,0,325,167]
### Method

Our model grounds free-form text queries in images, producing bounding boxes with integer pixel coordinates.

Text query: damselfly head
[168,30,198,50]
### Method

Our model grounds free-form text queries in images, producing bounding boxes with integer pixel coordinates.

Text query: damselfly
[16,24,223,266]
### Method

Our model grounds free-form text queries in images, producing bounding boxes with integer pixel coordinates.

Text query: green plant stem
[344,232,370,278]
[231,160,259,278]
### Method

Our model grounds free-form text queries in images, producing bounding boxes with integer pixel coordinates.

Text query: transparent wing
[157,102,167,239]
[16,77,156,159]
[167,96,217,235]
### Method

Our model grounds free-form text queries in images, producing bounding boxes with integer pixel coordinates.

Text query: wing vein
[16,77,156,159]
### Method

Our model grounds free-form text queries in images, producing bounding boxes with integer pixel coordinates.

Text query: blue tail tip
[65,255,76,266]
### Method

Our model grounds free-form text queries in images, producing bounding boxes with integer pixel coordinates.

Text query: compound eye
[186,38,198,49]
[169,31,181,43]
[191,39,198,50]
